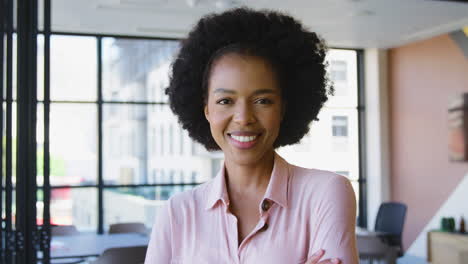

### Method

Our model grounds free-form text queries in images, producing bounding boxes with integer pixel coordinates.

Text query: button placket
[259,200,271,233]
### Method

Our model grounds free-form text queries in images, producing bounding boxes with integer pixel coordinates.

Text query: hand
[305,249,341,264]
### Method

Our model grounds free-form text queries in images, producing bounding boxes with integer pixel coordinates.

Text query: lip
[227,133,260,149]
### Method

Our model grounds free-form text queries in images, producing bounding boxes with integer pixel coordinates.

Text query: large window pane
[102,38,179,102]
[50,35,97,101]
[37,34,44,101]
[37,188,98,231]
[50,104,97,186]
[103,186,190,230]
[3,34,17,100]
[325,49,358,108]
[278,108,359,181]
[103,104,222,185]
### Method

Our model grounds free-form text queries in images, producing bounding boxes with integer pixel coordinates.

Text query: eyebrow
[212,88,279,95]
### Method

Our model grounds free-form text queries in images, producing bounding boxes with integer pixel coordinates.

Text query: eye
[216,98,232,105]
[255,98,273,104]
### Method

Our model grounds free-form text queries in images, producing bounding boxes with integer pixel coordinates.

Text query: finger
[304,249,325,264]
[318,258,341,264]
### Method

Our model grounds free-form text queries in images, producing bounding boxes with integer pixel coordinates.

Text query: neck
[224,150,275,197]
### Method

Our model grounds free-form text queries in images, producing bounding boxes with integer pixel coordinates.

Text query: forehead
[207,53,280,94]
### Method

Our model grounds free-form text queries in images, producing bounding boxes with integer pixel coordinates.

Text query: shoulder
[289,163,351,188]
[288,164,355,202]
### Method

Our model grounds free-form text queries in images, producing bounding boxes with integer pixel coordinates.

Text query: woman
[145,7,358,264]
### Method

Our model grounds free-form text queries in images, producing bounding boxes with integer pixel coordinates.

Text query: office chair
[374,202,407,257]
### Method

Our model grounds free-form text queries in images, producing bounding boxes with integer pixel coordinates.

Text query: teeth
[230,135,257,142]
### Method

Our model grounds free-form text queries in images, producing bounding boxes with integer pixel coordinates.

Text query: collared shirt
[145,153,359,264]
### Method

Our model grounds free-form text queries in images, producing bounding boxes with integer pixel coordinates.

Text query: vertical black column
[0,0,5,259]
[357,50,368,228]
[16,0,38,263]
[41,0,52,262]
[97,37,104,234]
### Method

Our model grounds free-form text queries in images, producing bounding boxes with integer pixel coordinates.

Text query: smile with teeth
[229,134,258,142]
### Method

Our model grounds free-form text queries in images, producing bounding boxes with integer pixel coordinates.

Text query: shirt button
[261,200,271,212]
[260,222,269,232]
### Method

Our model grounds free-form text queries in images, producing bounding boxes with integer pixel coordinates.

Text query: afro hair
[166,7,333,151]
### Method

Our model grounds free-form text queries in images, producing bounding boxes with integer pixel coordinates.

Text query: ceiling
[41,0,468,49]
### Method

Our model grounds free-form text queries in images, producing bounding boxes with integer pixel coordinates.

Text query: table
[356,227,399,264]
[427,230,468,264]
[48,233,150,260]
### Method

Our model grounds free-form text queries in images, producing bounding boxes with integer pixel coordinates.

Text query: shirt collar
[205,152,290,210]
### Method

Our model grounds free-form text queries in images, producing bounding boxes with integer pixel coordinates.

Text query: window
[330,60,347,82]
[36,35,364,232]
[332,116,349,137]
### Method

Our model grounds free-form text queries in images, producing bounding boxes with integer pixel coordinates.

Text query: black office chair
[374,202,407,257]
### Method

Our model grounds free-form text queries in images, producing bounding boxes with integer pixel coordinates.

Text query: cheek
[207,111,229,135]
[264,110,283,131]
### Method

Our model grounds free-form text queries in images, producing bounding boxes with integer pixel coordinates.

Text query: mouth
[227,132,261,149]
[228,134,258,142]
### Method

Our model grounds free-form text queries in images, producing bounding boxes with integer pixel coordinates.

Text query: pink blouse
[145,154,359,264]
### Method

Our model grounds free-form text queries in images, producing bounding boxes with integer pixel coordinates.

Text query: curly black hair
[166,7,333,151]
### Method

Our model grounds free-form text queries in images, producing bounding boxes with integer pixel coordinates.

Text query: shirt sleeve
[308,175,359,264]
[144,201,172,264]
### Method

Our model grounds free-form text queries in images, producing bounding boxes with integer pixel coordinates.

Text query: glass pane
[37,34,44,101]
[103,104,221,185]
[50,35,97,101]
[103,186,192,231]
[102,38,179,102]
[277,108,359,181]
[37,102,44,186]
[1,190,16,228]
[2,102,17,186]
[3,34,17,100]
[50,104,97,186]
[37,188,97,231]
[325,49,358,108]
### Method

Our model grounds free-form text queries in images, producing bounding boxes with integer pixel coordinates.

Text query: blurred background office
[1,0,468,263]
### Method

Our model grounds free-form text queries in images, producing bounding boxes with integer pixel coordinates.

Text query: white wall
[364,48,391,229]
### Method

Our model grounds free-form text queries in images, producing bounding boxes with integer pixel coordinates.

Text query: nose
[233,102,256,126]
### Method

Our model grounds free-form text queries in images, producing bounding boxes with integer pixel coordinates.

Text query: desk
[427,231,468,264]
[356,227,399,264]
[48,233,149,260]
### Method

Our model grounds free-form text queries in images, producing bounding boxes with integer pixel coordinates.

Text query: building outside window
[330,60,348,96]
[332,116,349,137]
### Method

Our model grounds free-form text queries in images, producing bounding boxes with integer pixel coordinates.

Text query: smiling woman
[145,7,358,264]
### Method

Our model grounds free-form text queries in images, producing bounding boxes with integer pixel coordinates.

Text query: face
[204,53,284,166]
